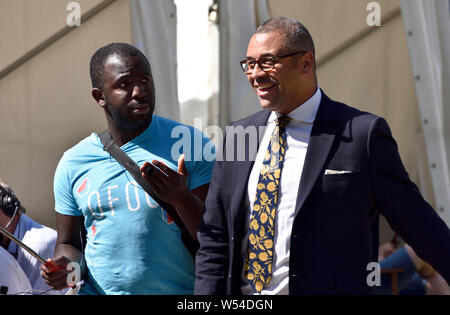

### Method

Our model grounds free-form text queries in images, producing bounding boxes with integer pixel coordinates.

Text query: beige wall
[269,0,436,242]
[0,0,105,71]
[0,0,132,228]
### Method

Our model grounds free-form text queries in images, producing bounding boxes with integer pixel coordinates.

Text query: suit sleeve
[194,137,231,295]
[367,117,450,283]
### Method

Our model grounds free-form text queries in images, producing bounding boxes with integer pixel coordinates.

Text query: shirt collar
[268,87,322,124]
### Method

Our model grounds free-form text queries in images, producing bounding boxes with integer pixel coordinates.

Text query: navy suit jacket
[195,92,450,295]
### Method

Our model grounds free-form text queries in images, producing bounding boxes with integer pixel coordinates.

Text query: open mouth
[255,82,277,97]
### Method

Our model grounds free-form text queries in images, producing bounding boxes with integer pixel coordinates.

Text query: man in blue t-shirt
[41,43,214,294]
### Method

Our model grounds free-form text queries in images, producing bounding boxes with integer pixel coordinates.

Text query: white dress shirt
[0,245,32,295]
[7,214,66,294]
[241,87,322,295]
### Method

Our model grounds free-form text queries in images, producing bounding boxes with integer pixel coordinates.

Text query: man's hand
[140,154,208,240]
[41,256,74,290]
[140,154,190,207]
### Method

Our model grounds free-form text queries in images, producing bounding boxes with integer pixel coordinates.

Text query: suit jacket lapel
[230,110,271,228]
[294,92,337,218]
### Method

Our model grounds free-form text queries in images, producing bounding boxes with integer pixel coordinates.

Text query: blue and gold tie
[245,115,291,293]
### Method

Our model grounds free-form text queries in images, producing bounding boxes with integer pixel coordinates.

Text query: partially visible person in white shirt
[0,245,32,295]
[0,179,66,295]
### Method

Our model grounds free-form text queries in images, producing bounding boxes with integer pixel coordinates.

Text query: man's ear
[299,52,314,74]
[92,88,106,108]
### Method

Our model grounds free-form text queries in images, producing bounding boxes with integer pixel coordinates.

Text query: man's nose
[249,62,266,80]
[132,82,146,98]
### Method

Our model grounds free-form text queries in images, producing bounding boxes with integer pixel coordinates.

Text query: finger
[46,275,69,290]
[142,169,168,200]
[41,259,62,274]
[141,162,163,183]
[41,263,50,274]
[140,161,152,174]
[142,161,163,176]
[41,265,67,278]
[147,162,170,184]
[54,274,70,287]
[45,260,65,273]
[142,171,164,193]
[41,270,67,286]
[41,267,67,279]
[152,160,177,177]
[177,154,188,176]
[141,162,158,182]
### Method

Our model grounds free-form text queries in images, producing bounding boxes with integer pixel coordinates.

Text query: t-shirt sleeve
[187,131,216,191]
[54,154,83,216]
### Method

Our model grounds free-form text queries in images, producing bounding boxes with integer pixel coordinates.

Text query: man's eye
[261,58,275,66]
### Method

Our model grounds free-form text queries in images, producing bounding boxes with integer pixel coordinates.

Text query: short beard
[104,98,152,133]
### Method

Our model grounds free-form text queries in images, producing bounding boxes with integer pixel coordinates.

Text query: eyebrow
[116,72,152,80]
[116,73,131,80]
[245,53,277,59]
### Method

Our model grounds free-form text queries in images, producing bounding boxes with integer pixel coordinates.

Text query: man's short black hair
[256,17,315,56]
[89,43,151,89]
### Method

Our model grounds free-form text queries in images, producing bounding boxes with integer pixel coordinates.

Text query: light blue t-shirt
[54,115,215,295]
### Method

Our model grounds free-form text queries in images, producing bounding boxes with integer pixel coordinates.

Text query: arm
[368,117,450,283]
[41,213,85,290]
[195,159,230,295]
[403,244,450,295]
[174,183,209,241]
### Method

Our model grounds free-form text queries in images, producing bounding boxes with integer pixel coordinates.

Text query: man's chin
[131,106,154,122]
[133,114,153,127]
[120,114,152,132]
[259,99,277,111]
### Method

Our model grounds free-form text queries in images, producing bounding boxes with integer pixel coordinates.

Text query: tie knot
[276,116,291,129]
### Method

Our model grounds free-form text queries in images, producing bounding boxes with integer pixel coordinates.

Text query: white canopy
[401,0,450,225]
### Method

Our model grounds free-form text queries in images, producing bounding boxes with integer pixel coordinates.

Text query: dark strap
[98,131,198,258]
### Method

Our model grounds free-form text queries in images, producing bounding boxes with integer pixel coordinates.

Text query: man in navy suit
[195,17,450,295]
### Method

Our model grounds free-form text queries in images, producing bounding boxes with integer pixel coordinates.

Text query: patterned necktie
[245,115,291,293]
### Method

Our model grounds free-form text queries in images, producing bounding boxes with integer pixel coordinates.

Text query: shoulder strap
[98,131,198,257]
[98,131,145,183]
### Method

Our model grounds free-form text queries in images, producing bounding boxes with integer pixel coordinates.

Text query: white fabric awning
[401,0,450,225]
[130,0,179,121]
